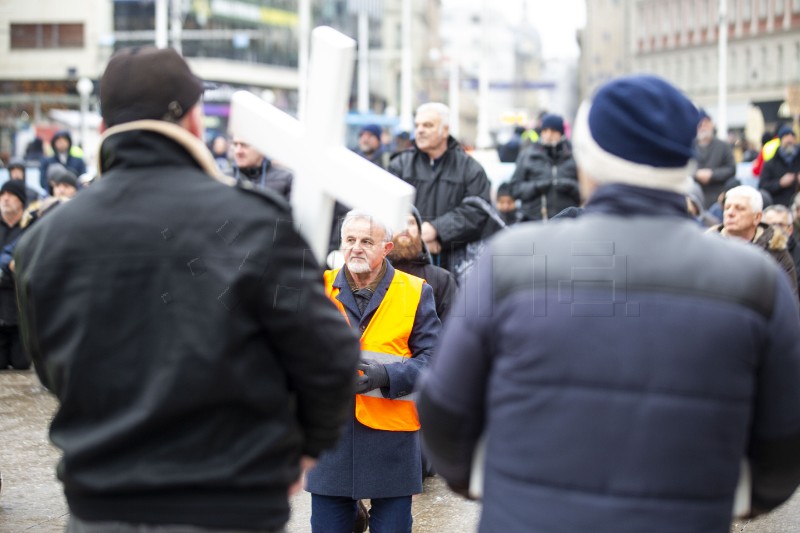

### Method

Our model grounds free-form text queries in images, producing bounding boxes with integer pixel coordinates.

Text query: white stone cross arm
[228,26,416,264]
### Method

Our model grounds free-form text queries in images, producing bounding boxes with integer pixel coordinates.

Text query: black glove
[355,362,389,394]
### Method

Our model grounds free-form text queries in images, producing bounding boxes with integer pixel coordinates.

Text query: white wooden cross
[228,26,416,263]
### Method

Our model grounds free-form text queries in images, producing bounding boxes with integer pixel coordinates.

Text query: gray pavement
[1,369,798,532]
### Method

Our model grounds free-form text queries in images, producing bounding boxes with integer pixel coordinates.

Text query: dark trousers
[310,494,412,533]
[0,325,29,370]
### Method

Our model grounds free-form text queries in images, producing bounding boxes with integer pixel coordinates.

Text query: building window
[744,0,752,19]
[794,0,800,12]
[10,23,84,49]
[776,0,785,15]
[758,0,768,17]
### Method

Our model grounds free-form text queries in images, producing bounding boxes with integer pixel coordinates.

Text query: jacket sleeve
[748,271,800,515]
[259,217,361,458]
[384,283,440,399]
[418,252,493,492]
[432,159,492,246]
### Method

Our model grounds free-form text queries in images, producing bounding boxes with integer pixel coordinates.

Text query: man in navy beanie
[419,75,800,532]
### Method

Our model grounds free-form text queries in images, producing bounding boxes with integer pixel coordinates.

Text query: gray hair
[416,102,450,133]
[725,185,763,213]
[764,204,794,224]
[340,209,393,243]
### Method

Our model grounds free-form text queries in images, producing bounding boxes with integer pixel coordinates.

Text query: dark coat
[388,137,492,273]
[389,255,456,322]
[759,149,800,207]
[14,124,360,531]
[419,184,800,532]
[693,137,736,208]
[306,262,440,499]
[233,158,293,200]
[509,139,579,221]
[0,219,22,325]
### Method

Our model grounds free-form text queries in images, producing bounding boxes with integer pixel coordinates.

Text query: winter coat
[693,138,736,208]
[388,137,492,273]
[232,157,293,200]
[509,140,579,221]
[389,254,456,322]
[14,121,360,531]
[758,149,800,207]
[708,222,798,295]
[306,262,440,499]
[0,219,22,325]
[419,183,800,533]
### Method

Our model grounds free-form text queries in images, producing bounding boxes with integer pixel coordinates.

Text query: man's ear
[754,211,763,226]
[99,120,107,134]
[383,241,395,257]
[180,104,205,140]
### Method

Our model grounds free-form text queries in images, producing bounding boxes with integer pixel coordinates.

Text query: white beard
[347,258,372,274]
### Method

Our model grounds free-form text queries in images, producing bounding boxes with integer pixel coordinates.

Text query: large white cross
[228,26,416,263]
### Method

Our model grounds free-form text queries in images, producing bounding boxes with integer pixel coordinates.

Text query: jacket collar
[96,120,234,187]
[584,183,690,219]
[332,261,396,327]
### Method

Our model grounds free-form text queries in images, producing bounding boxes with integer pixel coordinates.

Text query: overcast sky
[442,0,587,60]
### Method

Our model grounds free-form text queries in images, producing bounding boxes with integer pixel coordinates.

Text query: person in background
[355,124,389,169]
[39,131,86,194]
[7,158,41,203]
[0,180,28,370]
[709,185,797,295]
[388,102,492,278]
[418,74,800,533]
[693,111,736,208]
[14,46,360,533]
[210,134,232,175]
[509,113,580,221]
[763,203,800,291]
[759,126,800,207]
[231,135,293,200]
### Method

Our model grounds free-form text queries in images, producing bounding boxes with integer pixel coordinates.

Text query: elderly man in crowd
[307,210,440,533]
[759,126,800,207]
[231,135,293,200]
[388,102,492,278]
[709,185,797,295]
[763,203,800,290]
[693,111,736,208]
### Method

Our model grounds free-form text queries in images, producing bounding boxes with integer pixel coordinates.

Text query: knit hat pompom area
[572,75,700,194]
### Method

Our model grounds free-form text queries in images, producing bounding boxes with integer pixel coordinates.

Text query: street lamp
[76,77,93,152]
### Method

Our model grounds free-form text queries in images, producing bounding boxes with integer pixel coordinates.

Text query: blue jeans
[310,494,412,533]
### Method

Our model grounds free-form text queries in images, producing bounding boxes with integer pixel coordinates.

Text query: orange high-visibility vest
[323,267,424,432]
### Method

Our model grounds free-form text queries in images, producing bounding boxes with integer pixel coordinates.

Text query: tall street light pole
[717,0,728,140]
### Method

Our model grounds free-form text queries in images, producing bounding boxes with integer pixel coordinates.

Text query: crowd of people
[2,44,800,533]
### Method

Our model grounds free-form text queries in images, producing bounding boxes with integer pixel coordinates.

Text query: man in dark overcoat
[307,210,440,533]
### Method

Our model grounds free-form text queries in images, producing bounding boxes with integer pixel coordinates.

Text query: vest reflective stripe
[360,350,418,402]
[324,268,424,431]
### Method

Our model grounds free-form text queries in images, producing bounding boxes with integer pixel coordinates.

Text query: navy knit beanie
[572,75,699,193]
[778,125,796,140]
[540,114,564,134]
[359,124,383,141]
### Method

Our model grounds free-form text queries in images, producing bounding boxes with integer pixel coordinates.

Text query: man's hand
[421,221,441,254]
[780,172,797,188]
[695,168,713,185]
[289,455,317,497]
[355,361,389,394]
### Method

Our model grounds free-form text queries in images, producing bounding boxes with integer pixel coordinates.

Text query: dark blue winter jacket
[419,184,800,533]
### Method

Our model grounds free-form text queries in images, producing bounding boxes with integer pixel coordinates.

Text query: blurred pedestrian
[419,75,800,532]
[0,180,28,370]
[509,113,579,221]
[355,124,389,169]
[693,110,736,208]
[7,157,41,203]
[759,126,800,207]
[39,130,86,194]
[15,46,360,533]
[231,135,293,200]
